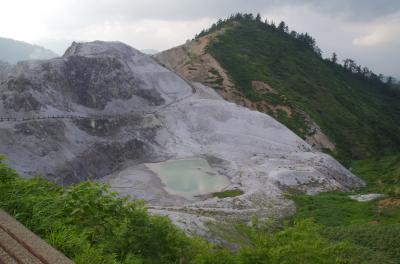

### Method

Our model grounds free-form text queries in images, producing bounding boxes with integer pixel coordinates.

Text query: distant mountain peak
[63,41,141,58]
[141,49,159,55]
[0,37,58,64]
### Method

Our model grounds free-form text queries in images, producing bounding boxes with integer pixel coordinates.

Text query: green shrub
[212,189,244,198]
[323,224,400,262]
[290,190,400,263]
[352,154,400,195]
[1,157,392,263]
[237,220,348,264]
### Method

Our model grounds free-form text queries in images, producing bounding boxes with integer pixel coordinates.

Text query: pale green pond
[146,158,230,199]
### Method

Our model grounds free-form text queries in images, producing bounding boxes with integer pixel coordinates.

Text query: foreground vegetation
[290,155,400,263]
[290,193,400,263]
[2,155,395,264]
[352,154,400,195]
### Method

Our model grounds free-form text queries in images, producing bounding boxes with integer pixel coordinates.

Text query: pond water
[146,158,230,199]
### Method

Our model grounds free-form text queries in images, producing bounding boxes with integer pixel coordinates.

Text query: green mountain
[0,37,58,64]
[157,14,400,165]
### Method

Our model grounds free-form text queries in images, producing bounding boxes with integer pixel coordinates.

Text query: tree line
[330,53,400,88]
[195,13,321,57]
[195,12,399,89]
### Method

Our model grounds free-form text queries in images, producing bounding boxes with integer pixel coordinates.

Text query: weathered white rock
[349,193,384,202]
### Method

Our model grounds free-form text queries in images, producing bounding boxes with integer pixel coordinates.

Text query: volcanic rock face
[0,61,10,80]
[0,41,364,237]
[0,41,192,182]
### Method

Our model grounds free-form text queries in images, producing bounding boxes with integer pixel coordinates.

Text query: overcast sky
[1,0,399,78]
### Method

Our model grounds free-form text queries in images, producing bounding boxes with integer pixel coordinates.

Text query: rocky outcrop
[0,60,10,80]
[0,41,190,182]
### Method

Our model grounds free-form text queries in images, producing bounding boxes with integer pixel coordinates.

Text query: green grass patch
[352,154,400,195]
[290,192,399,226]
[260,92,285,105]
[205,221,251,246]
[212,189,244,198]
[208,68,220,76]
[323,224,400,263]
[289,191,400,263]
[289,155,400,264]
[275,110,308,139]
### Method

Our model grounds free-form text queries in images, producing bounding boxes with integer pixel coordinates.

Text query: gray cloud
[57,0,400,23]
[292,0,400,21]
[2,0,399,78]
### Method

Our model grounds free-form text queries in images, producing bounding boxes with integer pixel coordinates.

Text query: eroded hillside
[156,28,335,151]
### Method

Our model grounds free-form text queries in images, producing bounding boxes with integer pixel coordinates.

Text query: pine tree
[255,13,261,22]
[331,52,338,64]
[278,21,286,32]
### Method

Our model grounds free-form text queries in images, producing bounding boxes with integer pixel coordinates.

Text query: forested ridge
[198,13,400,164]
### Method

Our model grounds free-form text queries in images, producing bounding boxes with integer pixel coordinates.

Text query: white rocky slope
[0,41,364,238]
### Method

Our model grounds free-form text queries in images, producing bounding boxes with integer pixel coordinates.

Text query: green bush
[237,220,347,264]
[290,190,400,263]
[352,154,400,195]
[323,224,400,262]
[0,156,370,264]
[0,157,206,263]
[212,189,244,198]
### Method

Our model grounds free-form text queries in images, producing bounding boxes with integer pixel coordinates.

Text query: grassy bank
[289,155,400,263]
